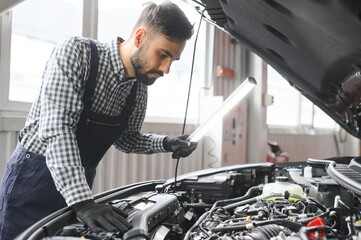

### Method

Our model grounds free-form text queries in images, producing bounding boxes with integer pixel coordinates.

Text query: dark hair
[134,1,194,41]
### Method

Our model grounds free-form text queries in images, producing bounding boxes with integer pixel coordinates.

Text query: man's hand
[163,134,197,159]
[72,200,132,233]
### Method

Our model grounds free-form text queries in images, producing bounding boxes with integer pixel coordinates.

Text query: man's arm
[112,86,167,154]
[113,88,197,157]
[38,36,93,206]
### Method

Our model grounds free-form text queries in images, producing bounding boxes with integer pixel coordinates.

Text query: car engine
[19,158,361,240]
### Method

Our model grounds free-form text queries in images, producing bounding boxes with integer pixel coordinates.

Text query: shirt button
[113,68,118,74]
[25,153,31,158]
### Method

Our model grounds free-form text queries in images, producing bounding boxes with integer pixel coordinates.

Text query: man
[0,1,197,239]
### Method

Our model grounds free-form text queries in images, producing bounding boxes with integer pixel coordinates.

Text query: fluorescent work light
[189,77,257,142]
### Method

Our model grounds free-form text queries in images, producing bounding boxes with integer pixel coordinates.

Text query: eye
[159,52,168,59]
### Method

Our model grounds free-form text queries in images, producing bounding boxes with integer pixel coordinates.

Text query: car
[16,0,361,239]
[17,159,361,240]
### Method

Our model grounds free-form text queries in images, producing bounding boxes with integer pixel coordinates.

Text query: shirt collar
[109,37,125,76]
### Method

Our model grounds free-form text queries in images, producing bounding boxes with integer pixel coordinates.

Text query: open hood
[191,0,361,138]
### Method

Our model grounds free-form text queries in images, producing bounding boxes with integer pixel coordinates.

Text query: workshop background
[0,0,359,194]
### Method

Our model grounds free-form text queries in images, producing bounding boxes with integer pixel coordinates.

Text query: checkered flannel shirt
[19,36,167,206]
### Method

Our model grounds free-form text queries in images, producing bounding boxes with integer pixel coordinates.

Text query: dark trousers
[0,143,66,240]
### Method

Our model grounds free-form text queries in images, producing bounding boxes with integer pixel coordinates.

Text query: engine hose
[185,203,214,208]
[243,224,292,240]
[223,196,261,210]
[207,185,263,215]
[215,185,262,207]
[254,219,303,231]
[184,211,210,240]
[220,185,263,205]
[297,209,331,224]
[211,219,303,233]
[223,193,306,210]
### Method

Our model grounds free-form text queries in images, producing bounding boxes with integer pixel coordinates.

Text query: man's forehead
[152,36,186,59]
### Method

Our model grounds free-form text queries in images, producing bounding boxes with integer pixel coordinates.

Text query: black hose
[223,196,260,210]
[224,192,306,210]
[184,211,210,240]
[211,219,303,233]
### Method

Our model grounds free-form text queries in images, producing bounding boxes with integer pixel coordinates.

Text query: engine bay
[18,159,361,240]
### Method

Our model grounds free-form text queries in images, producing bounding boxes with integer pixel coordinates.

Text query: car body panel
[195,0,361,138]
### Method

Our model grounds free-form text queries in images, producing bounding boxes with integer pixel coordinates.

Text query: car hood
[191,0,361,138]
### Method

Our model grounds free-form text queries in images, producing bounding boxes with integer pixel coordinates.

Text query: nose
[159,59,172,74]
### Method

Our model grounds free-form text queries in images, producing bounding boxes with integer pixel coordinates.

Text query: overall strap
[83,39,138,117]
[122,81,138,121]
[75,40,139,176]
[83,39,99,112]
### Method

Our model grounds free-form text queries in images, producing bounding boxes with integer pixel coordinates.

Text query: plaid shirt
[19,36,167,206]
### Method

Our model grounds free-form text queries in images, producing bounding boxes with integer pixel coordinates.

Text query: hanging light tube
[189,77,257,142]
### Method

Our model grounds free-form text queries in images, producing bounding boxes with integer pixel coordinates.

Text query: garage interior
[0,0,359,197]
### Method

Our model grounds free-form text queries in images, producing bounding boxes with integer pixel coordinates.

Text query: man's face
[131,34,186,86]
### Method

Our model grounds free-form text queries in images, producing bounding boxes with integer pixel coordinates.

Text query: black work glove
[163,134,197,159]
[72,200,132,233]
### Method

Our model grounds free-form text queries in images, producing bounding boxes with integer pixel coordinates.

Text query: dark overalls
[0,40,138,240]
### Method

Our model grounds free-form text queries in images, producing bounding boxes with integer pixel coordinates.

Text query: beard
[131,45,163,86]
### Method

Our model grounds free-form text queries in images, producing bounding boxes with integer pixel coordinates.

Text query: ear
[134,28,146,48]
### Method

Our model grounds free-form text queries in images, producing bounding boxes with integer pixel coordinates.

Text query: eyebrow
[160,49,180,61]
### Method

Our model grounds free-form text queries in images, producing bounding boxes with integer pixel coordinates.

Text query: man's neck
[118,40,135,78]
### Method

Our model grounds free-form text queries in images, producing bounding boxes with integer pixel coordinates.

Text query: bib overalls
[0,40,138,239]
